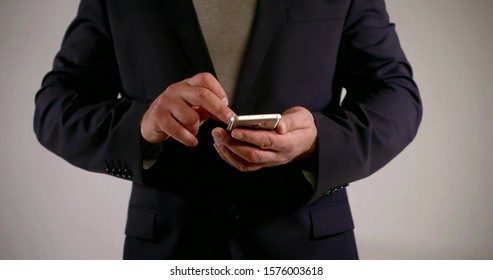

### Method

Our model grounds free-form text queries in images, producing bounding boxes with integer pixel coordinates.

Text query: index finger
[185,73,235,123]
[184,87,235,123]
[186,73,229,105]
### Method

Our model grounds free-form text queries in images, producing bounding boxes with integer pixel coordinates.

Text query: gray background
[1,0,492,259]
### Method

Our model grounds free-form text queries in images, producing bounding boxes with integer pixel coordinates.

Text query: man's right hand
[141,73,235,147]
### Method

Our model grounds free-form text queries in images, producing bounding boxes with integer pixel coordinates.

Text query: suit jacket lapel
[161,0,215,75]
[232,0,288,113]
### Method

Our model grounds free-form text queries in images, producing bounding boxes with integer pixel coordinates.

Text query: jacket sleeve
[310,0,423,199]
[33,0,150,184]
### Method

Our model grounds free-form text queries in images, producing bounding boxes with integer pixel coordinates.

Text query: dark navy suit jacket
[34,0,422,259]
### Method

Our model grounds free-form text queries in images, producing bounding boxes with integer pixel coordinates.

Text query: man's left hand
[212,106,317,172]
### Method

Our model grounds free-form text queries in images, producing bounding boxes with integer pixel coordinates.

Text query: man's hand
[212,106,317,172]
[141,73,236,146]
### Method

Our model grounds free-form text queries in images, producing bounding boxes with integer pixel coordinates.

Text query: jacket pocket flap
[125,207,157,241]
[310,202,354,238]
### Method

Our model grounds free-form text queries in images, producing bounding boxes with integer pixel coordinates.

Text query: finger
[156,90,201,136]
[169,100,201,135]
[160,113,199,147]
[230,129,281,151]
[213,142,263,172]
[276,107,312,134]
[180,84,235,124]
[213,128,279,165]
[148,97,199,146]
[141,104,169,144]
[186,73,229,105]
[185,73,236,123]
[192,106,212,126]
[140,122,169,144]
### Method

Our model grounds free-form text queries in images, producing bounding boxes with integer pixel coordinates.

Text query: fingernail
[232,131,243,140]
[221,97,229,106]
[226,112,236,122]
[212,129,223,141]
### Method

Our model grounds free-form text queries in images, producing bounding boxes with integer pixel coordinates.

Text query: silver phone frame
[226,114,282,132]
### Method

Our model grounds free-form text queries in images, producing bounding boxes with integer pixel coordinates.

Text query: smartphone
[226,114,282,132]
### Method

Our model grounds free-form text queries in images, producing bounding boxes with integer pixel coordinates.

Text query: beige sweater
[192,0,257,101]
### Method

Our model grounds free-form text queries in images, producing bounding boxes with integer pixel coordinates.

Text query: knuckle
[176,115,199,135]
[236,162,254,172]
[236,162,247,171]
[293,105,304,112]
[260,135,274,150]
[196,72,214,84]
[148,104,168,123]
[152,95,167,110]
[244,150,261,163]
[146,104,159,119]
[182,110,199,125]
[195,87,211,100]
[166,125,181,138]
[165,83,180,94]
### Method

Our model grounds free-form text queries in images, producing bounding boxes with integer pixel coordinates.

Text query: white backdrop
[1,0,492,259]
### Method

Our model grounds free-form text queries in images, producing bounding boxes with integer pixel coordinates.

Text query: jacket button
[123,169,132,179]
[108,168,116,176]
[228,206,240,219]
